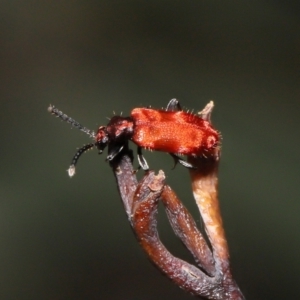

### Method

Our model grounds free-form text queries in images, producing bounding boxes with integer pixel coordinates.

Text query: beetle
[48,99,220,177]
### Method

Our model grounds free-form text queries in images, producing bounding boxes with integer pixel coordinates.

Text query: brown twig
[48,101,244,298]
[188,154,244,299]
[109,103,245,299]
[160,185,216,277]
[110,151,244,299]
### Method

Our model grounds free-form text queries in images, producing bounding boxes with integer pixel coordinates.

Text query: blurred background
[0,1,299,299]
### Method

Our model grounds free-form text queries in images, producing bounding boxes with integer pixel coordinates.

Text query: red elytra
[131,108,219,156]
[48,99,220,177]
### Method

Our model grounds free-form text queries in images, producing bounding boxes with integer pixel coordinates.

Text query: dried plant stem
[110,150,244,299]
[109,101,245,299]
[188,156,229,265]
[188,155,244,299]
[48,101,245,298]
[161,185,216,277]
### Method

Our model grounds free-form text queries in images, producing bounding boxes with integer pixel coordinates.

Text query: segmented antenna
[68,143,95,177]
[48,105,95,139]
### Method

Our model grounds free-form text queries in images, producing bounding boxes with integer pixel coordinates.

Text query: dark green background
[1,1,299,299]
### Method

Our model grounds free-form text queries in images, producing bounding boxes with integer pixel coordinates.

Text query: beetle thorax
[96,116,134,144]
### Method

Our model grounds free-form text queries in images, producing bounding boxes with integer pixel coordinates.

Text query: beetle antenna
[68,143,95,177]
[48,105,95,139]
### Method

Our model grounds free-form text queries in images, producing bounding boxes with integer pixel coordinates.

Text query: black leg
[106,144,124,161]
[137,147,149,170]
[169,153,196,169]
[166,98,182,111]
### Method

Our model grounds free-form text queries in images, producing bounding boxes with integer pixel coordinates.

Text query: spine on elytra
[48,105,95,138]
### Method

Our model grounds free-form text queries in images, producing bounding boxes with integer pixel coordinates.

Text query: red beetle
[48,99,220,177]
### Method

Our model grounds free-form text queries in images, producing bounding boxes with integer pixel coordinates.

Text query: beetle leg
[166,98,182,111]
[137,147,149,170]
[169,153,196,169]
[106,144,124,161]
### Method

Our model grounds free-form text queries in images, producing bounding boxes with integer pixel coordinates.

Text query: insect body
[48,99,220,176]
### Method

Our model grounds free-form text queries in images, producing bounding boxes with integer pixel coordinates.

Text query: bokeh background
[1,1,299,299]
